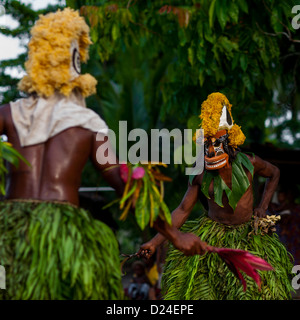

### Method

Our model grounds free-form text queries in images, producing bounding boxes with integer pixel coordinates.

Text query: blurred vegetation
[1,0,300,250]
[71,0,300,149]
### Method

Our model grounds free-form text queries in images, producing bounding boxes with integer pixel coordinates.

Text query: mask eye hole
[213,139,221,147]
[72,48,81,74]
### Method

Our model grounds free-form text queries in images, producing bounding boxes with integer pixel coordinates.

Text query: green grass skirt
[0,201,123,300]
[162,214,294,300]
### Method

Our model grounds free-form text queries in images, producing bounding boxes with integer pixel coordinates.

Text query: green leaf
[2,148,20,167]
[270,8,283,33]
[220,36,238,53]
[216,0,228,30]
[112,24,119,41]
[201,155,252,211]
[236,152,254,177]
[209,0,217,28]
[213,175,224,207]
[159,199,172,225]
[199,69,205,87]
[135,184,149,230]
[90,28,98,43]
[197,46,206,64]
[201,170,216,199]
[1,143,31,167]
[188,47,194,66]
[242,74,253,93]
[228,2,239,23]
[240,54,248,72]
[120,181,137,205]
[189,166,203,185]
[227,161,251,210]
[238,0,248,13]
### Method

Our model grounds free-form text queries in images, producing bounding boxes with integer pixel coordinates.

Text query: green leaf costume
[0,201,123,300]
[162,153,294,300]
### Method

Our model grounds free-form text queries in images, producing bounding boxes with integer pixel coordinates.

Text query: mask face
[204,129,229,170]
[70,40,81,80]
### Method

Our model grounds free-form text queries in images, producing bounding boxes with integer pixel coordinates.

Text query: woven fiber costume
[161,93,294,300]
[0,9,123,300]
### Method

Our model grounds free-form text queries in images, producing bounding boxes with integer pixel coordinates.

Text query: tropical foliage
[1,0,300,248]
[66,0,300,149]
[114,163,172,230]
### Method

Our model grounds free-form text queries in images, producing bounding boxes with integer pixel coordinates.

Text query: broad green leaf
[201,170,216,199]
[228,161,251,210]
[236,152,254,177]
[213,175,224,207]
[201,155,252,210]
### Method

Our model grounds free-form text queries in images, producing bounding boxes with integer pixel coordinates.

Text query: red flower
[207,246,273,291]
[120,164,129,183]
[120,164,145,182]
[132,167,145,180]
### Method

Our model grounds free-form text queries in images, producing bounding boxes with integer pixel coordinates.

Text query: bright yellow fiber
[199,92,245,148]
[18,8,97,98]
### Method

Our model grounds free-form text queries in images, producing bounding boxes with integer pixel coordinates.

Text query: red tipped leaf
[207,246,273,291]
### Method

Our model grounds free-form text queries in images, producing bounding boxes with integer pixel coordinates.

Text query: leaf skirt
[162,214,294,300]
[0,200,123,300]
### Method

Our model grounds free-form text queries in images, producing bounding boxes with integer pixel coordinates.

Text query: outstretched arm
[91,133,207,255]
[139,182,207,257]
[252,155,280,218]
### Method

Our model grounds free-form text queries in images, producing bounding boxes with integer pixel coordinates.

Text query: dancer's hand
[137,241,157,259]
[254,207,267,218]
[172,232,208,256]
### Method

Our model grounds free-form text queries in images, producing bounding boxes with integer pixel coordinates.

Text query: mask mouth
[204,153,229,170]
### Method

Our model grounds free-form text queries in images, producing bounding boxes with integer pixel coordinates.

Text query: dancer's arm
[90,133,125,197]
[252,155,280,218]
[91,133,206,255]
[138,183,206,257]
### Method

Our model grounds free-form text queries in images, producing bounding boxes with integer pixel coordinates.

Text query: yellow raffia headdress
[199,92,245,149]
[18,8,97,98]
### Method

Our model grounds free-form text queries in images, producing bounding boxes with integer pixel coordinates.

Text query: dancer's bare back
[0,104,123,206]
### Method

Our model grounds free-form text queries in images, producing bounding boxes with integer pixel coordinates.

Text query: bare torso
[0,104,124,206]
